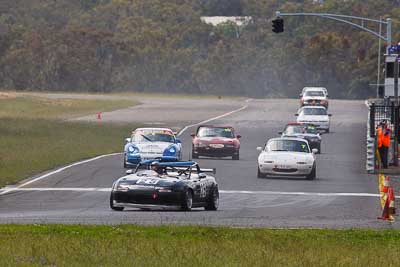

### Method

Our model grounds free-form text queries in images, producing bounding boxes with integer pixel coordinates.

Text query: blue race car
[124,128,182,168]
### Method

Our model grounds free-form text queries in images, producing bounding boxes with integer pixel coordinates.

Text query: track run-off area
[0,96,396,228]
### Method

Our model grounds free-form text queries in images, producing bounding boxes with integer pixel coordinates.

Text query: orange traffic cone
[378,194,391,220]
[382,176,390,193]
[97,112,102,120]
[388,187,396,215]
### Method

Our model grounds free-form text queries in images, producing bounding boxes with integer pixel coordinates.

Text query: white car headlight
[128,146,138,153]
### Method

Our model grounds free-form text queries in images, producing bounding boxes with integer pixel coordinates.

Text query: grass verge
[21,90,243,100]
[0,95,138,119]
[0,95,139,186]
[0,118,134,186]
[0,225,399,266]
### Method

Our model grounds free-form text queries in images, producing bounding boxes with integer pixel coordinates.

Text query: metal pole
[394,105,399,166]
[394,58,399,166]
[377,17,382,98]
[387,18,392,52]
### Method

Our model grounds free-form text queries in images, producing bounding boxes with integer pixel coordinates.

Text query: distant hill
[0,0,397,99]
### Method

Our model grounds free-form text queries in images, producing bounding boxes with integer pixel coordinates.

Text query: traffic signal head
[272,17,284,33]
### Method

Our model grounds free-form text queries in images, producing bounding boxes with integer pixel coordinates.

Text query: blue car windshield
[132,130,175,143]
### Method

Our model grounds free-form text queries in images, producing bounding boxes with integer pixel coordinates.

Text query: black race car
[110,158,219,211]
[279,122,322,153]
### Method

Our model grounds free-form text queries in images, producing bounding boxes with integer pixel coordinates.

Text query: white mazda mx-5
[296,106,332,133]
[257,137,317,180]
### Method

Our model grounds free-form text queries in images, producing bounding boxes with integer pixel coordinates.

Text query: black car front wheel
[205,186,219,211]
[306,165,316,180]
[257,167,266,178]
[123,154,127,168]
[110,194,124,211]
[192,146,199,159]
[181,190,193,211]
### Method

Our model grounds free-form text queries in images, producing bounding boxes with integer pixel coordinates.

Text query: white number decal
[136,178,159,185]
[199,182,207,198]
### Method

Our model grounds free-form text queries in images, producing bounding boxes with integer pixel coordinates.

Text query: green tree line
[0,0,399,98]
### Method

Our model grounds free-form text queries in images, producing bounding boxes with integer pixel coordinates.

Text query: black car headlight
[116,183,130,191]
[155,187,172,193]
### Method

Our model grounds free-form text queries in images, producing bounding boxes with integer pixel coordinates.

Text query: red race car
[191,125,241,160]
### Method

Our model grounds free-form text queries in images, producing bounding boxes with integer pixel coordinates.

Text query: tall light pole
[275,11,391,49]
[275,11,396,165]
[275,11,392,98]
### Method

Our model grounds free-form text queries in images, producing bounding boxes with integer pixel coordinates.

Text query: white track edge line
[0,188,386,197]
[177,98,252,136]
[0,153,121,195]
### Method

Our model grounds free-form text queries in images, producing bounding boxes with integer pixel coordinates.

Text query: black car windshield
[132,130,175,143]
[197,127,234,138]
[302,108,327,115]
[305,91,324,97]
[304,125,318,134]
[135,165,191,179]
[284,125,305,135]
[267,140,310,153]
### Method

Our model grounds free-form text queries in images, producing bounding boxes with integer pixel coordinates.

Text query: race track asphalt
[0,97,396,228]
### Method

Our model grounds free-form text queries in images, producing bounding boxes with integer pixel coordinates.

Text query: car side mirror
[256,147,263,151]
[126,169,134,175]
[295,114,299,116]
[198,173,206,179]
[175,138,182,144]
[125,138,131,143]
[236,134,241,139]
[312,148,318,154]
[190,133,196,138]
[278,131,283,135]
[328,114,332,117]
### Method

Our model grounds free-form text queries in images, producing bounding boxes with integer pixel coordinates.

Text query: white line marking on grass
[0,153,121,195]
[0,188,387,198]
[177,98,252,136]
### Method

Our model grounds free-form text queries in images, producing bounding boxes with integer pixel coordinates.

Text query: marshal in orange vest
[382,127,391,147]
[377,127,383,148]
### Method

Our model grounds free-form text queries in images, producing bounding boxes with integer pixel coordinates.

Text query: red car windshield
[197,127,234,138]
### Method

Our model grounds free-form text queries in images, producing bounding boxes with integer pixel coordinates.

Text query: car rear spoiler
[200,168,216,175]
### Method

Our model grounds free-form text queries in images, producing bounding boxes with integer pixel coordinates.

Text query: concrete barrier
[366,101,375,174]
